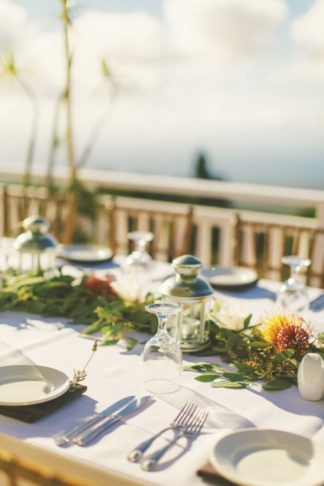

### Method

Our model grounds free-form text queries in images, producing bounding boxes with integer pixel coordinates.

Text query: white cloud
[0,0,289,98]
[288,1,324,82]
[0,0,53,96]
[0,0,323,189]
[164,0,288,61]
[291,0,324,53]
[75,11,167,64]
[0,0,28,53]
[72,11,169,94]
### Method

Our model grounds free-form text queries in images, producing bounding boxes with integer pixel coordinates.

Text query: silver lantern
[160,254,214,352]
[13,216,58,276]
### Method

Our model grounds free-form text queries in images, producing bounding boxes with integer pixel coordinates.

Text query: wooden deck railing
[1,166,324,226]
[0,166,323,285]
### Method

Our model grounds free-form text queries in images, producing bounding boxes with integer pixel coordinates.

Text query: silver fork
[127,402,197,463]
[141,407,208,471]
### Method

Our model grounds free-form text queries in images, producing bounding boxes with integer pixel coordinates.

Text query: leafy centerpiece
[0,271,155,350]
[186,302,324,391]
[0,271,323,391]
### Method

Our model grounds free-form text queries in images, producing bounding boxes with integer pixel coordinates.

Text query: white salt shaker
[297,353,324,401]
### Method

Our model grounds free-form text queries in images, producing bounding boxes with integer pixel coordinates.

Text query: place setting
[202,265,258,291]
[0,217,324,485]
[199,429,324,486]
[55,394,154,447]
[0,337,100,423]
[58,244,114,265]
[2,1,324,483]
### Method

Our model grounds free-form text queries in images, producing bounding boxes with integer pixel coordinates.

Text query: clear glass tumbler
[276,256,311,312]
[142,302,182,394]
[126,231,154,270]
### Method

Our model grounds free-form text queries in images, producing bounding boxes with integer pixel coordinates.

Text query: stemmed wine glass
[126,231,154,270]
[142,302,182,394]
[276,256,311,312]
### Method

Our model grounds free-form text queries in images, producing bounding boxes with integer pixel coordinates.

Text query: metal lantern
[160,254,214,352]
[13,216,58,276]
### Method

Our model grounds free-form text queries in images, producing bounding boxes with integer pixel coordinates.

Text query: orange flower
[276,325,311,355]
[84,274,116,298]
[262,314,296,344]
[261,313,313,356]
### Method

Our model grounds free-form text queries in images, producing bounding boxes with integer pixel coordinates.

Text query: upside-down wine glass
[276,256,311,312]
[142,302,182,394]
[126,231,154,270]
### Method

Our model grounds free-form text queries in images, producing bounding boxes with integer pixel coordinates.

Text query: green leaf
[82,320,102,335]
[184,362,226,373]
[314,349,324,358]
[233,362,256,376]
[273,349,295,364]
[184,362,211,371]
[190,346,224,356]
[223,372,251,382]
[126,337,137,351]
[211,380,248,389]
[250,341,271,349]
[101,58,112,79]
[100,337,119,346]
[208,321,220,334]
[243,314,252,330]
[227,332,240,348]
[194,374,218,382]
[262,378,293,391]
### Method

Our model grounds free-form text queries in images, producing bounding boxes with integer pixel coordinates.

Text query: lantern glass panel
[13,216,58,277]
[160,255,214,352]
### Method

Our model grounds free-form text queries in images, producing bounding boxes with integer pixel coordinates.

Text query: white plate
[210,429,324,486]
[0,365,70,406]
[59,245,113,264]
[202,266,258,289]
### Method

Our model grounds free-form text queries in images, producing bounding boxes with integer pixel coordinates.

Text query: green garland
[186,317,324,390]
[1,271,323,390]
[0,271,156,350]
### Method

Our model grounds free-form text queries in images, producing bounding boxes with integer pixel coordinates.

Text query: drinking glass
[126,231,153,270]
[142,302,182,394]
[276,256,311,312]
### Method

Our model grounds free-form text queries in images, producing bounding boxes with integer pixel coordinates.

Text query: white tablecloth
[0,266,323,486]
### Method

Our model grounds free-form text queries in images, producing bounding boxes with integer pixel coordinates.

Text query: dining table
[0,253,324,486]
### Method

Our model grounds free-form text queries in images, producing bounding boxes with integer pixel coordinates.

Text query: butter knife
[55,395,136,446]
[73,395,153,446]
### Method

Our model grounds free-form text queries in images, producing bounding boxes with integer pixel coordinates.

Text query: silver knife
[55,395,136,446]
[73,395,153,446]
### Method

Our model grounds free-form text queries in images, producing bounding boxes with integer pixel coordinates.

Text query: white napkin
[154,384,255,432]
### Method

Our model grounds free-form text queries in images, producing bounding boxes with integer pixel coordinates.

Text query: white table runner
[0,276,323,486]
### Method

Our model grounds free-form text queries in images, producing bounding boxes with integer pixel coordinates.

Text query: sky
[0,0,324,189]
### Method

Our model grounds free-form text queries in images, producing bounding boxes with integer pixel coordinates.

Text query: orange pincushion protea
[276,325,311,354]
[262,314,295,344]
[262,314,313,356]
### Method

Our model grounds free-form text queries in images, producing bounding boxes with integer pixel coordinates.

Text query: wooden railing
[1,166,324,226]
[0,166,323,284]
[93,197,320,269]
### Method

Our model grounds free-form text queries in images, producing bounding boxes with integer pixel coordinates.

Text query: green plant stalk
[61,0,77,184]
[0,54,38,188]
[78,59,118,169]
[77,96,116,169]
[19,79,38,187]
[46,92,64,192]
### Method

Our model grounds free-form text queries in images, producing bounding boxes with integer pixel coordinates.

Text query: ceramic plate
[210,429,324,486]
[59,245,113,264]
[202,266,258,289]
[0,365,70,406]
